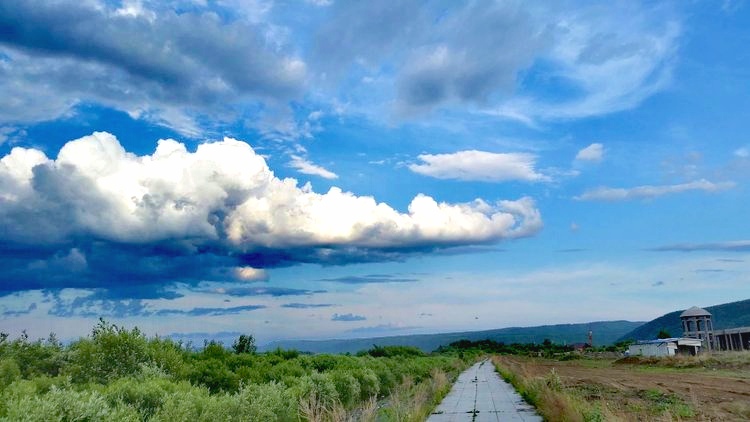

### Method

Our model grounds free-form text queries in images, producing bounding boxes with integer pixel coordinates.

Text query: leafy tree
[232,334,257,354]
[68,318,148,383]
[358,345,425,358]
[657,329,672,339]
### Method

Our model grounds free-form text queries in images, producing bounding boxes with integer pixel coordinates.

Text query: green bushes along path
[0,321,466,421]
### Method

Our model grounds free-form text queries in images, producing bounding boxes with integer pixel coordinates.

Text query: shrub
[150,385,212,421]
[187,358,239,393]
[236,382,296,421]
[2,386,140,422]
[328,370,361,409]
[0,359,21,389]
[293,372,340,410]
[67,320,149,383]
[146,337,187,377]
[351,368,380,400]
[359,345,426,358]
[104,376,185,419]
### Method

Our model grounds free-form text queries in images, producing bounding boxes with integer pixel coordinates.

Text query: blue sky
[1,0,750,344]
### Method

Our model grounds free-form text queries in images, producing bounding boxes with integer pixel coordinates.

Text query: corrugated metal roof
[637,337,703,346]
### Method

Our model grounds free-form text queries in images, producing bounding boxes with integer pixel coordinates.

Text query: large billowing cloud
[0,132,541,295]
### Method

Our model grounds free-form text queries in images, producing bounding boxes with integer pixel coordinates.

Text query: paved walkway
[428,360,542,422]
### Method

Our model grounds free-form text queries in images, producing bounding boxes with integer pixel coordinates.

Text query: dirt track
[495,355,750,421]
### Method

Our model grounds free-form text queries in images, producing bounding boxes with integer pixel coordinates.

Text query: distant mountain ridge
[619,298,750,342]
[260,320,644,354]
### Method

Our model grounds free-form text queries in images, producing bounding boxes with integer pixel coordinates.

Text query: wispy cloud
[281,303,335,309]
[45,289,266,318]
[409,150,549,182]
[345,323,420,335]
[210,286,323,297]
[154,305,265,317]
[288,155,338,179]
[331,313,366,322]
[575,143,604,162]
[1,303,37,317]
[651,240,750,252]
[574,179,734,201]
[318,274,419,284]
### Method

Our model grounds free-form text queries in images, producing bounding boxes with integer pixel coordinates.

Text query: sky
[1,0,750,345]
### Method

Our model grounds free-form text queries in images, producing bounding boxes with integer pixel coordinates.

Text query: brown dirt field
[495,355,750,421]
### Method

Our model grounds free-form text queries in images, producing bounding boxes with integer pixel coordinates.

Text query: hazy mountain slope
[260,320,644,354]
[619,298,750,341]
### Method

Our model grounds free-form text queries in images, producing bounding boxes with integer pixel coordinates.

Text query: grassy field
[493,352,750,421]
[0,321,467,421]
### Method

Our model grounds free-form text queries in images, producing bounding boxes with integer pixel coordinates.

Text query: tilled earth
[495,355,750,421]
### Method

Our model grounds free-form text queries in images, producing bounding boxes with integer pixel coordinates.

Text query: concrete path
[428,360,542,422]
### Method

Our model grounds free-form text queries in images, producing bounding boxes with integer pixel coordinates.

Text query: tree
[232,334,257,354]
[657,329,671,339]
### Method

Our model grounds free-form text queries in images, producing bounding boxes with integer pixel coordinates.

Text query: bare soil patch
[495,354,750,420]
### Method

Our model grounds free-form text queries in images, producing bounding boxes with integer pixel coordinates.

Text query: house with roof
[627,337,703,357]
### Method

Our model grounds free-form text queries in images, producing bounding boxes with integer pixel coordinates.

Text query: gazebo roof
[680,306,711,318]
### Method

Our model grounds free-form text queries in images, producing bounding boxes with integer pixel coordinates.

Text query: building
[680,306,714,351]
[681,306,750,351]
[714,327,750,351]
[628,338,703,357]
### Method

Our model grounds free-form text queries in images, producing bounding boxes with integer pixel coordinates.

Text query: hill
[619,298,750,342]
[260,320,644,354]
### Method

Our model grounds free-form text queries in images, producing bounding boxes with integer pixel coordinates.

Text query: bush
[236,382,296,421]
[0,322,467,421]
[146,337,187,377]
[2,386,140,422]
[150,384,212,421]
[187,359,239,393]
[104,376,185,419]
[351,367,380,400]
[67,320,149,383]
[328,370,361,409]
[293,372,340,409]
[0,359,21,389]
[359,345,426,358]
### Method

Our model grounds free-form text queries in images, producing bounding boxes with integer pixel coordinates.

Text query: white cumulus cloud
[574,179,734,201]
[0,132,542,265]
[408,150,548,182]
